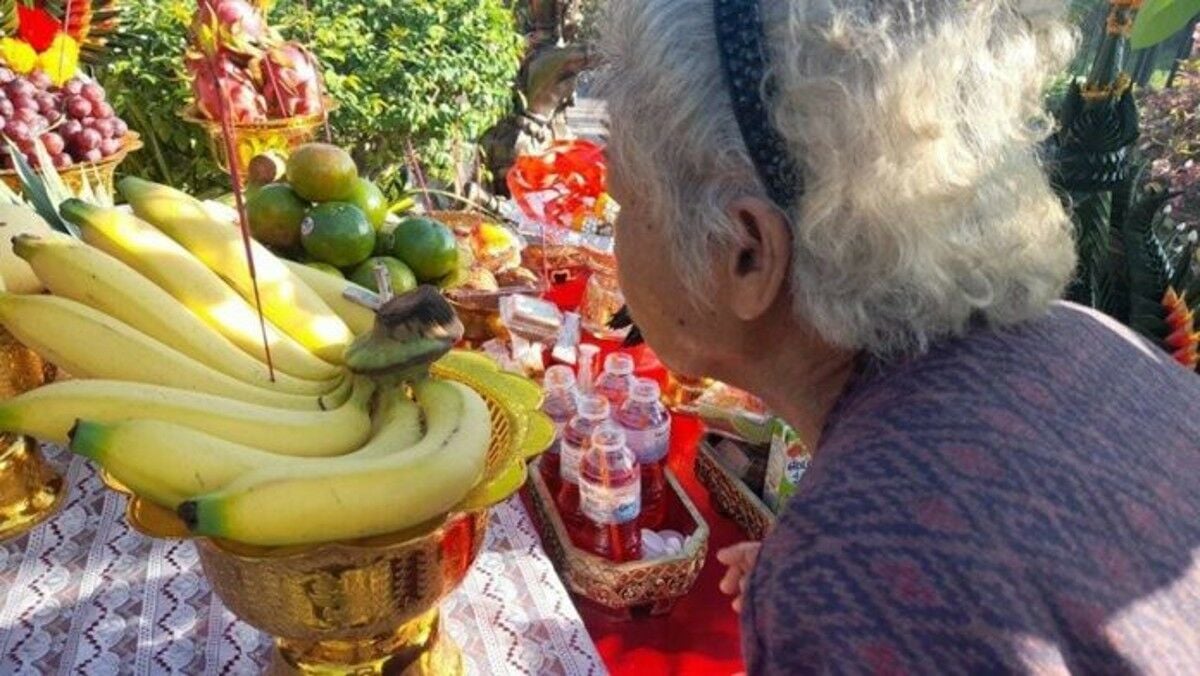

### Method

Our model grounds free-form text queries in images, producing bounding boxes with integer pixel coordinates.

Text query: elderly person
[598,0,1200,672]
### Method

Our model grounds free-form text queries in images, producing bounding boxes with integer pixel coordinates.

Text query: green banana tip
[176,498,220,535]
[58,198,93,224]
[67,419,107,460]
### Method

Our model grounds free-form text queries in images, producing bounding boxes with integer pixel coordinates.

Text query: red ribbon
[507,139,607,231]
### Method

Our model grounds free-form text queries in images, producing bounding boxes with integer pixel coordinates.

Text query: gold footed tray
[0,132,143,197]
[102,351,554,675]
[526,460,709,619]
[694,437,775,540]
[0,325,63,541]
[181,103,334,175]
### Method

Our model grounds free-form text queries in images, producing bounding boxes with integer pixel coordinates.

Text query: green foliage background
[99,0,522,198]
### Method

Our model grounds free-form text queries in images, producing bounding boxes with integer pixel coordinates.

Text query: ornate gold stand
[102,352,554,674]
[0,435,64,540]
[0,325,63,541]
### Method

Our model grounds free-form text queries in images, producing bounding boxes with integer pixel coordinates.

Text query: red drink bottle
[556,394,610,538]
[595,352,635,409]
[538,365,578,491]
[578,426,642,562]
[615,378,671,529]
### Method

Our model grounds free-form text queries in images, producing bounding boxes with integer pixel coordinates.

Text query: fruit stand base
[266,608,463,676]
[0,436,65,541]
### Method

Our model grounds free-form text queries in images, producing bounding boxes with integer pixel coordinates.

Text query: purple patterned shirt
[743,303,1200,674]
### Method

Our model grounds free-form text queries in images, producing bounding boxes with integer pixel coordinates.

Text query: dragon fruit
[252,41,324,118]
[193,0,271,58]
[188,52,267,124]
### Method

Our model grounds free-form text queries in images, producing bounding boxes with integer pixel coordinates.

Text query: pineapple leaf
[1066,190,1112,307]
[6,139,79,238]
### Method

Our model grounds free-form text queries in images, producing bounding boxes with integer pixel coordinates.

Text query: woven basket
[526,460,708,618]
[0,132,142,197]
[694,438,775,540]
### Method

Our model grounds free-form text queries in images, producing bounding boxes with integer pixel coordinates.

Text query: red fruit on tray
[4,121,30,143]
[14,108,37,124]
[82,83,106,105]
[95,102,115,119]
[0,69,13,85]
[62,120,82,138]
[99,138,122,158]
[45,110,62,125]
[82,148,102,163]
[40,132,64,156]
[113,119,128,137]
[52,153,72,169]
[36,94,56,114]
[63,79,83,96]
[67,97,93,120]
[94,118,116,139]
[74,128,101,152]
[28,71,51,91]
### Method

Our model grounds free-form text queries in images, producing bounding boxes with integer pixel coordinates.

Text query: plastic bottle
[595,352,635,409]
[538,365,579,490]
[615,378,671,529]
[556,394,611,538]
[577,427,642,562]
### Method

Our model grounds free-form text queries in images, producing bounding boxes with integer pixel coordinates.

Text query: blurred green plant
[97,0,522,199]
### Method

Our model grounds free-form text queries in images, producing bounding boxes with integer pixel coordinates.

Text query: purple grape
[82,83,105,105]
[66,97,93,120]
[14,108,37,125]
[10,94,34,113]
[52,153,72,169]
[94,102,115,119]
[63,79,83,96]
[9,80,34,98]
[80,116,96,129]
[82,148,102,163]
[0,116,8,132]
[28,71,51,90]
[0,100,14,119]
[40,132,64,156]
[62,120,82,138]
[0,68,14,85]
[100,138,121,157]
[94,118,116,139]
[75,128,101,152]
[36,94,55,115]
[113,118,128,137]
[45,109,61,125]
[4,121,30,143]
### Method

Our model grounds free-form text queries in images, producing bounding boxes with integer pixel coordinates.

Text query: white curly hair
[599,0,1079,355]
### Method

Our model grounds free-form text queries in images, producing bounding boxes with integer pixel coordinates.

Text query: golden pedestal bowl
[0,326,64,541]
[181,104,334,176]
[104,352,555,675]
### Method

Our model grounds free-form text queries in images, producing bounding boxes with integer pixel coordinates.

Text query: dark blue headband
[713,0,804,209]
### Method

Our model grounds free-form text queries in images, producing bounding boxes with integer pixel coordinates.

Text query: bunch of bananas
[0,178,491,547]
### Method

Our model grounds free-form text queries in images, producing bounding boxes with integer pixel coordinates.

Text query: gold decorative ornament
[100,355,552,675]
[0,326,64,541]
[694,438,775,541]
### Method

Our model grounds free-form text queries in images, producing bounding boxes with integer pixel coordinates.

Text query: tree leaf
[1130,0,1200,49]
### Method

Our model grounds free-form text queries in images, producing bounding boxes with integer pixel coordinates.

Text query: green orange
[346,178,389,230]
[300,202,375,268]
[389,217,458,283]
[246,183,309,251]
[349,256,418,295]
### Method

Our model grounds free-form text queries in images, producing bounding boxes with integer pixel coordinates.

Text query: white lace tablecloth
[0,446,606,675]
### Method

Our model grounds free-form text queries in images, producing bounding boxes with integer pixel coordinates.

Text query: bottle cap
[578,394,610,420]
[590,426,627,452]
[544,365,576,392]
[628,377,661,404]
[604,352,634,376]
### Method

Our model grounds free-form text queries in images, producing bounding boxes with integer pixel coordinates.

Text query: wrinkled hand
[717,541,762,614]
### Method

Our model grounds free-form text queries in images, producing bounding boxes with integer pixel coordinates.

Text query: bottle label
[624,422,671,464]
[580,479,642,525]
[560,440,584,483]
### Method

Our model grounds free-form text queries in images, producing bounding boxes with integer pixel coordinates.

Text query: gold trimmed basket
[694,437,775,541]
[100,350,554,675]
[526,459,709,619]
[0,132,143,197]
[181,103,333,175]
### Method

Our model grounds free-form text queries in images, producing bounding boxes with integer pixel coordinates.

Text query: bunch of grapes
[0,67,130,171]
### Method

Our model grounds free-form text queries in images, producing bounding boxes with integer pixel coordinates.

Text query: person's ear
[720,196,792,322]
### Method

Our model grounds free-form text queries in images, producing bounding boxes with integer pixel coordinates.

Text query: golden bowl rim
[178,98,338,131]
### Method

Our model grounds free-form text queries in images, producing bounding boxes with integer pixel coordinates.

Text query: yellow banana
[68,384,425,510]
[180,379,490,546]
[0,377,373,453]
[281,259,377,336]
[14,234,340,396]
[59,199,342,382]
[120,178,354,363]
[0,293,331,410]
